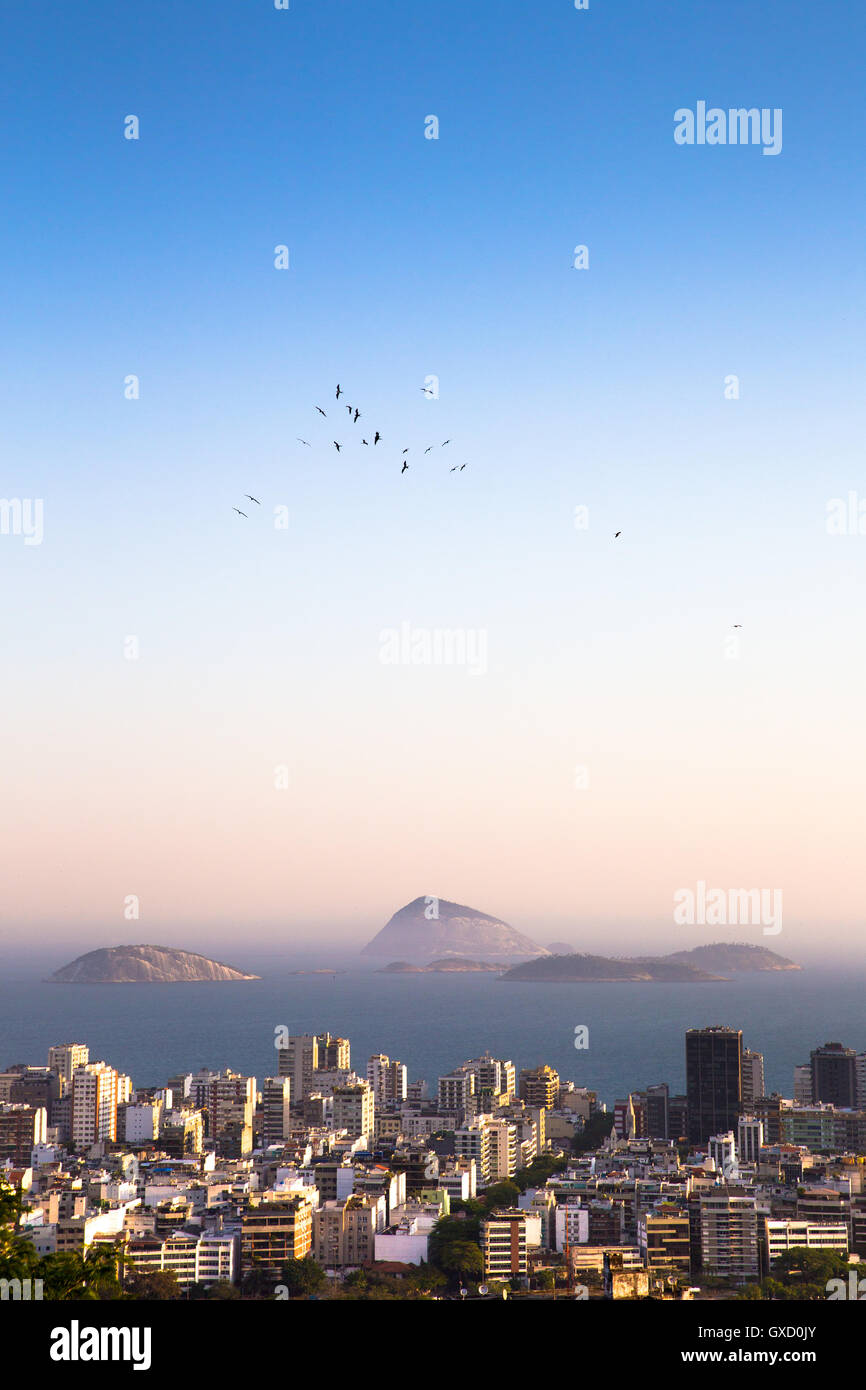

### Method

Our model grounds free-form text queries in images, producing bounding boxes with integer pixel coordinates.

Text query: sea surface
[1,956,863,1107]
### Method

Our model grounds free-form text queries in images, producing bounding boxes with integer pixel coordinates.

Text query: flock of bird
[231,382,469,519]
[228,384,743,629]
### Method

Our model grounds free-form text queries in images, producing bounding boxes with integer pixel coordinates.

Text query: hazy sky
[1,1,864,962]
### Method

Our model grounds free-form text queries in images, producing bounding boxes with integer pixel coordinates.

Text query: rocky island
[662,942,802,973]
[362,896,547,962]
[48,945,260,984]
[499,942,800,983]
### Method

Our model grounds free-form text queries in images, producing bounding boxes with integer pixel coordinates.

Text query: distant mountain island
[662,943,802,973]
[500,942,800,983]
[362,897,547,962]
[378,958,506,974]
[48,945,260,984]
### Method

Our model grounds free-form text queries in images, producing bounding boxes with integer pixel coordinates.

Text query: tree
[738,1249,851,1302]
[573,1111,616,1155]
[241,1262,276,1299]
[278,1256,327,1298]
[189,1279,241,1301]
[0,1181,38,1283]
[37,1242,123,1301]
[481,1181,520,1212]
[125,1269,182,1300]
[436,1240,484,1282]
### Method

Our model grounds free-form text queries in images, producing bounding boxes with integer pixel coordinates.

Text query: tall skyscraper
[810,1042,857,1109]
[685,1027,743,1146]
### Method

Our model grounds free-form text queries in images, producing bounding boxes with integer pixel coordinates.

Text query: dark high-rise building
[810,1043,857,1109]
[686,1027,743,1146]
[645,1083,670,1140]
[669,1095,688,1143]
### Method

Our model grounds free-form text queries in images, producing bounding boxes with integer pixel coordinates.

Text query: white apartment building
[126,1231,237,1289]
[374,1220,429,1266]
[454,1117,492,1183]
[764,1219,849,1267]
[367,1055,408,1106]
[437,1159,477,1202]
[487,1117,519,1181]
[738,1116,763,1164]
[123,1101,162,1144]
[554,1202,590,1252]
[709,1131,738,1179]
[71,1063,121,1147]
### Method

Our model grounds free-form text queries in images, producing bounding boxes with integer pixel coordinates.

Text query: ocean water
[1,958,863,1106]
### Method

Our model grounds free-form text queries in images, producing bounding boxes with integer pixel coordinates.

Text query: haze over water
[4,954,863,1109]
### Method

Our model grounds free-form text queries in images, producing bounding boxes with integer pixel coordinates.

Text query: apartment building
[241,1196,315,1277]
[126,1231,237,1290]
[764,1219,848,1270]
[699,1191,759,1284]
[71,1063,121,1147]
[481,1209,528,1280]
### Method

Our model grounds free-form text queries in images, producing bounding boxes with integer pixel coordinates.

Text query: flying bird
[333,441,342,452]
[401,461,409,473]
[353,408,360,422]
[450,466,458,471]
[402,448,409,455]
[297,438,311,447]
[315,407,327,417]
[424,446,433,454]
[614,531,622,538]
[420,388,434,395]
[374,432,381,445]
[732,624,743,629]
[244,495,261,505]
[336,384,343,399]
[441,440,451,447]
[361,439,369,446]
[232,508,248,517]
[459,464,467,470]
[346,403,353,415]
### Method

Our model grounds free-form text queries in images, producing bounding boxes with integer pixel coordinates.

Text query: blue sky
[1,0,864,958]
